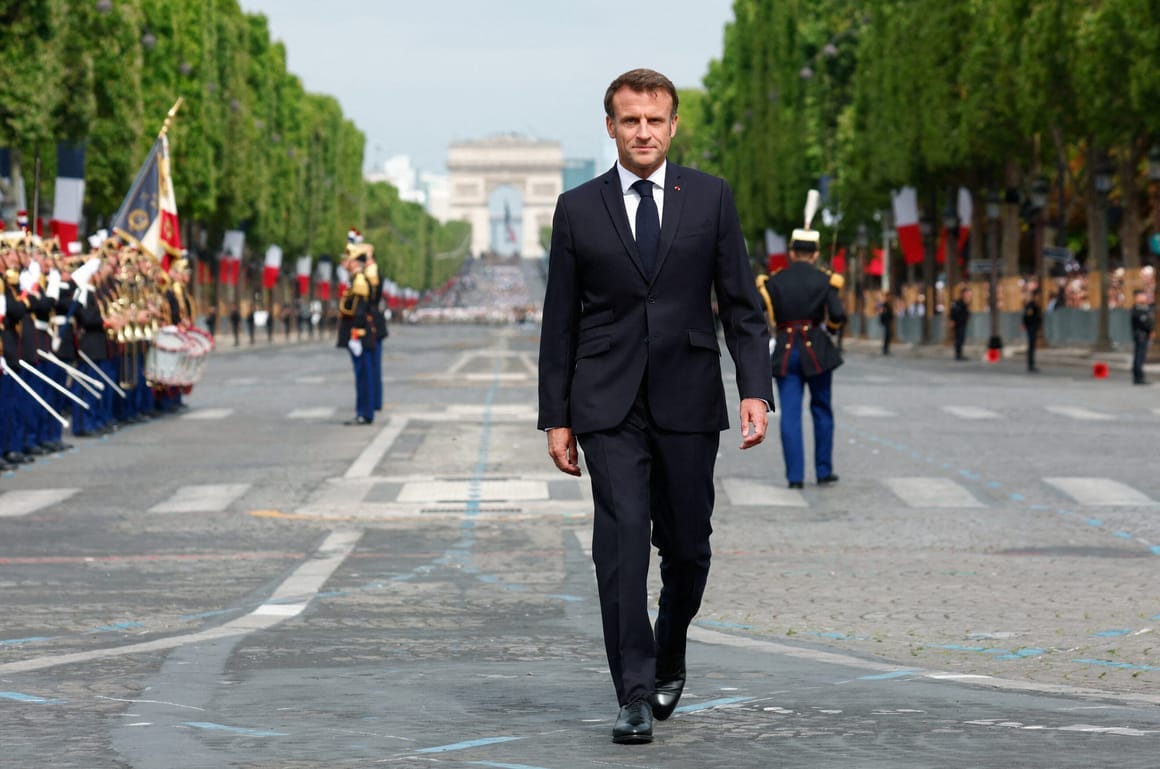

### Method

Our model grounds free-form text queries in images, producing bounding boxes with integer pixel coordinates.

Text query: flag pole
[159,98,184,139]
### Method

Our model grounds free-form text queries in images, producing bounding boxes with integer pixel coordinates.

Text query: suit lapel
[598,165,646,278]
[651,163,685,283]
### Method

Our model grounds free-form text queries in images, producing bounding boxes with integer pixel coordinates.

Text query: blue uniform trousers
[350,348,374,422]
[45,364,66,443]
[0,375,12,455]
[774,345,835,484]
[371,338,384,411]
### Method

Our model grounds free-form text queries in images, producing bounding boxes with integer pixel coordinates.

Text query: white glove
[0,294,6,317]
[19,269,35,293]
[46,269,62,300]
[347,338,363,357]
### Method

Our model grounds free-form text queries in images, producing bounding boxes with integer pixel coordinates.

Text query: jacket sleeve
[537,194,580,430]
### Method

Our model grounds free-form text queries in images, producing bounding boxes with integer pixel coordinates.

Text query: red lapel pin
[673,185,681,191]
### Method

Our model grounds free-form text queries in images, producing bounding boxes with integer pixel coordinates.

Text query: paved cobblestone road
[1,323,1157,768]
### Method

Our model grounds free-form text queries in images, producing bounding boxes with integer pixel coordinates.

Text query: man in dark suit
[538,68,773,744]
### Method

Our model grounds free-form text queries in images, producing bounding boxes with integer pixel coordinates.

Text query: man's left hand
[738,398,768,450]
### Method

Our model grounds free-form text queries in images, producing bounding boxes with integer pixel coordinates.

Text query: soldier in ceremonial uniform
[157,256,195,412]
[763,192,846,489]
[1130,289,1154,385]
[337,245,375,425]
[364,253,389,411]
[0,263,24,470]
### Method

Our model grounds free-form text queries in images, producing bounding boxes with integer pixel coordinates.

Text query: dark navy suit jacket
[538,162,773,435]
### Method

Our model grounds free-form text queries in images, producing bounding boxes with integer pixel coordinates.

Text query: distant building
[365,155,451,222]
[563,158,597,191]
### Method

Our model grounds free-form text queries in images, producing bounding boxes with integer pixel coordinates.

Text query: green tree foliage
[0,0,455,291]
[701,0,1160,266]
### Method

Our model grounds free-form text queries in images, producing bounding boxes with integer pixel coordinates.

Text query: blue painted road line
[86,621,145,634]
[0,636,57,646]
[1093,629,1132,637]
[0,691,62,704]
[470,763,553,769]
[416,736,521,754]
[1073,659,1160,672]
[696,619,754,631]
[182,722,289,737]
[675,696,753,713]
[858,669,921,680]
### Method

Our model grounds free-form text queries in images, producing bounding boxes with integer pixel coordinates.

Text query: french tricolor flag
[315,258,333,301]
[262,245,283,289]
[764,229,787,273]
[296,255,312,295]
[892,187,924,266]
[50,142,86,252]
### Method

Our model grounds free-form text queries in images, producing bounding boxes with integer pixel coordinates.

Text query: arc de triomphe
[447,134,564,258]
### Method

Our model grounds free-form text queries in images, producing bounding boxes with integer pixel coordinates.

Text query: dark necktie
[632,179,659,276]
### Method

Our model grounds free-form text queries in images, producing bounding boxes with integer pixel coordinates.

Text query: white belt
[33,319,51,331]
[51,316,67,326]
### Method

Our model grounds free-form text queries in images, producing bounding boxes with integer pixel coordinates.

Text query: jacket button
[647,295,655,303]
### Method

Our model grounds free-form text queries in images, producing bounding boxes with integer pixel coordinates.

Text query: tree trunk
[1002,158,1022,278]
[1118,141,1143,269]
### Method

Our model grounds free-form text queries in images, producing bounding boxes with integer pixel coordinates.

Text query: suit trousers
[775,345,835,484]
[371,339,384,411]
[577,383,719,706]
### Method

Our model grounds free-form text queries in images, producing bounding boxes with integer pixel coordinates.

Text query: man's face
[606,86,677,179]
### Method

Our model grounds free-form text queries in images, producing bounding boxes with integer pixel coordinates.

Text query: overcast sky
[239,0,736,175]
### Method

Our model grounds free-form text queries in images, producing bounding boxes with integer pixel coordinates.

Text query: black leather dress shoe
[818,474,840,485]
[26,445,48,456]
[788,481,804,489]
[650,657,686,721]
[343,416,372,425]
[612,700,653,744]
[4,451,27,464]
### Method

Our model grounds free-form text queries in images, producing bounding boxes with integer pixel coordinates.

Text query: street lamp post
[856,222,869,338]
[987,190,1002,351]
[920,213,934,344]
[880,208,894,298]
[943,197,960,345]
[1147,146,1160,360]
[1093,153,1115,352]
[1030,175,1050,347]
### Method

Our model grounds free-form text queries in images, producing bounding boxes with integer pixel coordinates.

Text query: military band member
[765,192,846,489]
[337,246,375,425]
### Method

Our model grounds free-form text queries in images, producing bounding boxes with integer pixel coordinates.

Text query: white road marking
[844,405,896,418]
[1043,478,1156,506]
[296,376,325,384]
[942,405,1000,420]
[1045,406,1114,421]
[345,415,408,480]
[396,479,548,503]
[882,477,984,508]
[149,484,251,513]
[181,408,234,421]
[721,478,807,507]
[226,377,258,386]
[0,529,362,675]
[0,489,80,518]
[287,407,337,420]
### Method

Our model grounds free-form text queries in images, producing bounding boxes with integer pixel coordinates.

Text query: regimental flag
[295,255,312,295]
[936,187,973,266]
[110,134,182,269]
[764,229,787,273]
[50,142,85,252]
[262,245,283,289]
[892,187,924,266]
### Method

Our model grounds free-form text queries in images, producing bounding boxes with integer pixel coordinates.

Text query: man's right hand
[547,427,581,476]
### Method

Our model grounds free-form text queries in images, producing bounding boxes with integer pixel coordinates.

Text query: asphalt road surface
[2,323,1158,768]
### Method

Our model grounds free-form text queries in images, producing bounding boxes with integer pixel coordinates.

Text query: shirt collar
[616,161,667,195]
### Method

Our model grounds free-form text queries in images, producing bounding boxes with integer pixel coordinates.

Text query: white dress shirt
[616,161,666,239]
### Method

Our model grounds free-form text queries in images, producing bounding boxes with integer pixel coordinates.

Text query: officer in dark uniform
[950,286,972,360]
[1130,289,1154,385]
[0,264,26,470]
[763,195,846,489]
[337,244,375,424]
[1022,287,1043,372]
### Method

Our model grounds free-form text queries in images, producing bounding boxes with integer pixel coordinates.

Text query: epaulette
[825,268,844,290]
[351,272,370,298]
[365,262,379,282]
